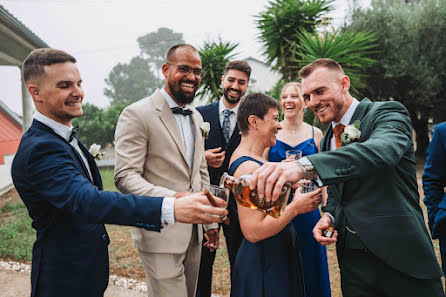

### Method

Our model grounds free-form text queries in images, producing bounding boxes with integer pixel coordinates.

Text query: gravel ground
[0,260,146,297]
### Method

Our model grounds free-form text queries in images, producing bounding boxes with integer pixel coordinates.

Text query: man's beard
[223,87,244,105]
[168,80,197,105]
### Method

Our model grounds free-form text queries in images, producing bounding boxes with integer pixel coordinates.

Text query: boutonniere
[341,120,361,144]
[89,143,104,160]
[200,122,210,139]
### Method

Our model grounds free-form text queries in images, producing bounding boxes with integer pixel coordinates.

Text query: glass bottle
[220,172,291,218]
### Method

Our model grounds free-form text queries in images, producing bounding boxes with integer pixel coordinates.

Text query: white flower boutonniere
[200,122,210,139]
[341,120,361,145]
[89,143,104,160]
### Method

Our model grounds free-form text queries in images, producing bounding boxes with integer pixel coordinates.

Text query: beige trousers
[139,226,201,297]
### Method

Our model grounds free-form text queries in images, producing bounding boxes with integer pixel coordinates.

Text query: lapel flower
[89,143,104,160]
[200,122,210,139]
[341,120,361,145]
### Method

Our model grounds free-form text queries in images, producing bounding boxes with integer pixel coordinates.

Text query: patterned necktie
[171,106,193,116]
[222,109,233,143]
[333,124,345,149]
[69,125,79,142]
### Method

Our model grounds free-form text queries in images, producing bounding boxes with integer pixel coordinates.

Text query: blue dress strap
[228,156,263,175]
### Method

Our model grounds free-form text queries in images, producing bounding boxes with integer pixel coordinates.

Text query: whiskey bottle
[220,172,291,218]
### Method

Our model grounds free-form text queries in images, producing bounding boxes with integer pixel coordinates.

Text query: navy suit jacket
[196,102,241,223]
[423,122,446,239]
[11,120,163,297]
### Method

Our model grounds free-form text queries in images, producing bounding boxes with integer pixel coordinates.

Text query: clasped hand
[174,192,228,224]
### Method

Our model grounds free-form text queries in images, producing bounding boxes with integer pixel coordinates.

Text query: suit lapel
[191,111,202,175]
[212,103,226,146]
[77,140,103,189]
[153,91,189,166]
[349,98,371,124]
[321,126,333,152]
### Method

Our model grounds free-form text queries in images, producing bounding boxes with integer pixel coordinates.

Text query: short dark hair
[224,60,251,80]
[22,48,76,83]
[237,93,279,135]
[298,58,344,79]
[166,43,198,63]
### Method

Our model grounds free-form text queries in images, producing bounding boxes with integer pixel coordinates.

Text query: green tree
[104,56,160,105]
[293,29,377,98]
[256,0,333,81]
[73,103,127,147]
[137,27,185,80]
[197,39,239,102]
[347,0,446,156]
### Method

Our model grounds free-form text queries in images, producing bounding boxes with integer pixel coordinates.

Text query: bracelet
[296,157,317,181]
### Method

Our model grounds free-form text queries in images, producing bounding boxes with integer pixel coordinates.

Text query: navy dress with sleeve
[229,156,305,297]
[268,127,331,297]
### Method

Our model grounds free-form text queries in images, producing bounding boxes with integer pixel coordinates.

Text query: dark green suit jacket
[307,98,442,279]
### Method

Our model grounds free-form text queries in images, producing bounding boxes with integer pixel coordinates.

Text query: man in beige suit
[114,44,219,297]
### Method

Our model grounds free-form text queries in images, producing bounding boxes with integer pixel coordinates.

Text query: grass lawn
[1,165,443,297]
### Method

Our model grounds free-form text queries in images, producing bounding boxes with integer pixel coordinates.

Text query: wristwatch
[296,157,317,181]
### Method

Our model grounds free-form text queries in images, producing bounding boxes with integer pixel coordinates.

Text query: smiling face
[301,67,350,124]
[255,107,281,147]
[280,84,304,119]
[163,46,202,106]
[29,62,83,126]
[222,69,249,106]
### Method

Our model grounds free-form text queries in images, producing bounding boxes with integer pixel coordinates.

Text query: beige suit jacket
[114,90,212,254]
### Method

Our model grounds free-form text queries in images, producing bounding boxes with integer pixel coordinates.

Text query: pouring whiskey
[220,172,291,218]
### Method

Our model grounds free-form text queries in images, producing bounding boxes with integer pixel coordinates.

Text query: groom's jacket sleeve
[14,138,163,230]
[423,123,446,238]
[307,101,413,185]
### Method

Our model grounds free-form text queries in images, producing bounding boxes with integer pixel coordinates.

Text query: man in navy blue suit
[423,121,446,274]
[11,48,227,297]
[195,60,251,297]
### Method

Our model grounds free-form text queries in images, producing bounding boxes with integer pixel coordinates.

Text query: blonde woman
[268,82,331,297]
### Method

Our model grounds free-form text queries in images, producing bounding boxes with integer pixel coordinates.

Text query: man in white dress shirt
[114,44,219,297]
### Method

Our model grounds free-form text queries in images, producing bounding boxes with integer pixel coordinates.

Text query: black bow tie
[69,125,79,142]
[171,106,193,116]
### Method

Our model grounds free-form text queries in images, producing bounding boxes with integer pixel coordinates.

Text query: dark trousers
[195,222,243,297]
[338,248,444,297]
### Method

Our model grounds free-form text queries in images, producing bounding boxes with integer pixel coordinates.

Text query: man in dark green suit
[249,58,443,296]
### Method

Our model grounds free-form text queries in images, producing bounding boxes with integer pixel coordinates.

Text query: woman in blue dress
[229,93,322,297]
[268,82,331,297]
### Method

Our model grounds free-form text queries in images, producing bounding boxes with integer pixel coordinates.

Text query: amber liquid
[220,173,291,218]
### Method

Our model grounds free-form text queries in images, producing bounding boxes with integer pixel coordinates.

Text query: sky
[0,0,370,115]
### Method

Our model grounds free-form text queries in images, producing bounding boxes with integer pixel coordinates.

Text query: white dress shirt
[218,98,239,138]
[161,87,195,167]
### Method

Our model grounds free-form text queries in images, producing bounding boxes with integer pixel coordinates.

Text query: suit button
[335,169,341,175]
[102,234,107,242]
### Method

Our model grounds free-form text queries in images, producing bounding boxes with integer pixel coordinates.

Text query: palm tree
[256,0,333,81]
[197,39,238,102]
[292,29,378,98]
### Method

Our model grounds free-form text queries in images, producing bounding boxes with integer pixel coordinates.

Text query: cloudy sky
[1,0,369,115]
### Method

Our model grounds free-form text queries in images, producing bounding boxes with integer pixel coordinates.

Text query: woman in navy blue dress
[229,93,322,297]
[268,82,331,297]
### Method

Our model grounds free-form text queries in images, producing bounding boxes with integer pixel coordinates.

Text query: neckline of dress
[276,138,314,148]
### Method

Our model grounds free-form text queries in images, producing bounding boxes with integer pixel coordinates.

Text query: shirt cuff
[161,197,176,225]
[325,212,335,225]
[315,175,324,187]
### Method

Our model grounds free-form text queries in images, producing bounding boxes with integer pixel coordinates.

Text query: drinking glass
[285,149,302,160]
[300,181,318,193]
[207,185,230,208]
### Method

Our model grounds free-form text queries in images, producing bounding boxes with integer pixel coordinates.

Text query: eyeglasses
[167,63,202,77]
